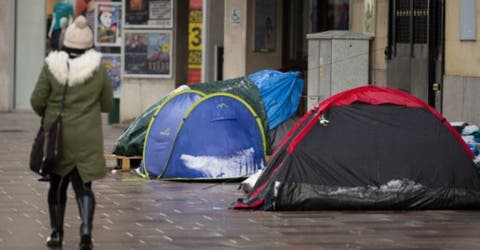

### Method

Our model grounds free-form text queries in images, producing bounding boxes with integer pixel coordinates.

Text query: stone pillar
[307,31,371,109]
[223,0,283,79]
[0,0,15,111]
[224,0,248,78]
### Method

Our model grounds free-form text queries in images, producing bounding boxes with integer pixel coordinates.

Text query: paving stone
[1,112,480,249]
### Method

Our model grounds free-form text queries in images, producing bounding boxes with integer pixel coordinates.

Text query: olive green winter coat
[31,49,113,183]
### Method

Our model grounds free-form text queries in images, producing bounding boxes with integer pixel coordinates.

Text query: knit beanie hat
[63,16,93,49]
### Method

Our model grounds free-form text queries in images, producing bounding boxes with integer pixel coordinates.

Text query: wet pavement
[1,111,480,250]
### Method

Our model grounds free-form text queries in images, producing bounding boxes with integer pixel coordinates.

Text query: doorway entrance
[386,0,444,108]
[282,0,349,114]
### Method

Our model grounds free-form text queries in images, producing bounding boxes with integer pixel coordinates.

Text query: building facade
[443,0,480,125]
[1,0,479,125]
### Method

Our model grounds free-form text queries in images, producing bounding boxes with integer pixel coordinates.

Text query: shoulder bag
[30,79,68,176]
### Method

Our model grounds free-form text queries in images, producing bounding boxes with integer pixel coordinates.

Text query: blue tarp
[248,70,304,129]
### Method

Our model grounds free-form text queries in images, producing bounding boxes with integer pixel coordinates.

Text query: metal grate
[395,0,411,43]
[413,0,428,43]
[394,0,429,44]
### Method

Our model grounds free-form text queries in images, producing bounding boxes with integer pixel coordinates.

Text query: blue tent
[113,70,304,156]
[140,92,267,180]
[141,90,205,177]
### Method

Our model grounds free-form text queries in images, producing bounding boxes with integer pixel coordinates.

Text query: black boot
[77,194,95,250]
[46,203,66,248]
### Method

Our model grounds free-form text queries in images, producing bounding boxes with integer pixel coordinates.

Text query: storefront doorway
[385,0,444,108]
[282,0,349,114]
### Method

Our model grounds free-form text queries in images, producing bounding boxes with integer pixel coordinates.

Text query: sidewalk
[1,111,480,249]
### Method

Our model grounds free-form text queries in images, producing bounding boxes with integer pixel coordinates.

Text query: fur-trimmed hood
[45,49,102,86]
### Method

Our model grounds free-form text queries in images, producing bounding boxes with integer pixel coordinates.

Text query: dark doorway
[216,46,223,81]
[386,0,444,108]
[282,0,350,114]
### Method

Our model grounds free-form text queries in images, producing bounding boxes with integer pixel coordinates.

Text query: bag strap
[59,62,69,116]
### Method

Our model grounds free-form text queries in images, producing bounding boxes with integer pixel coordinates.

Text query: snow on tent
[233,85,480,210]
[139,91,267,180]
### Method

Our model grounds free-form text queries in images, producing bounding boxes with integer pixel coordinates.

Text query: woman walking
[31,16,113,249]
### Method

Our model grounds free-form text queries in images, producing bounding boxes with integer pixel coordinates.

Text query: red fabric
[232,158,287,209]
[190,0,203,10]
[231,182,267,209]
[287,86,474,159]
[272,108,315,156]
[232,197,265,209]
[187,69,202,84]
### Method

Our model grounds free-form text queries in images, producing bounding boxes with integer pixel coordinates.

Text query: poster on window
[101,54,121,98]
[254,0,275,52]
[122,30,172,78]
[76,0,115,29]
[123,0,173,28]
[94,2,122,47]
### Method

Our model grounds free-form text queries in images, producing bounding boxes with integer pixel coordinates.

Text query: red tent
[233,86,479,210]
